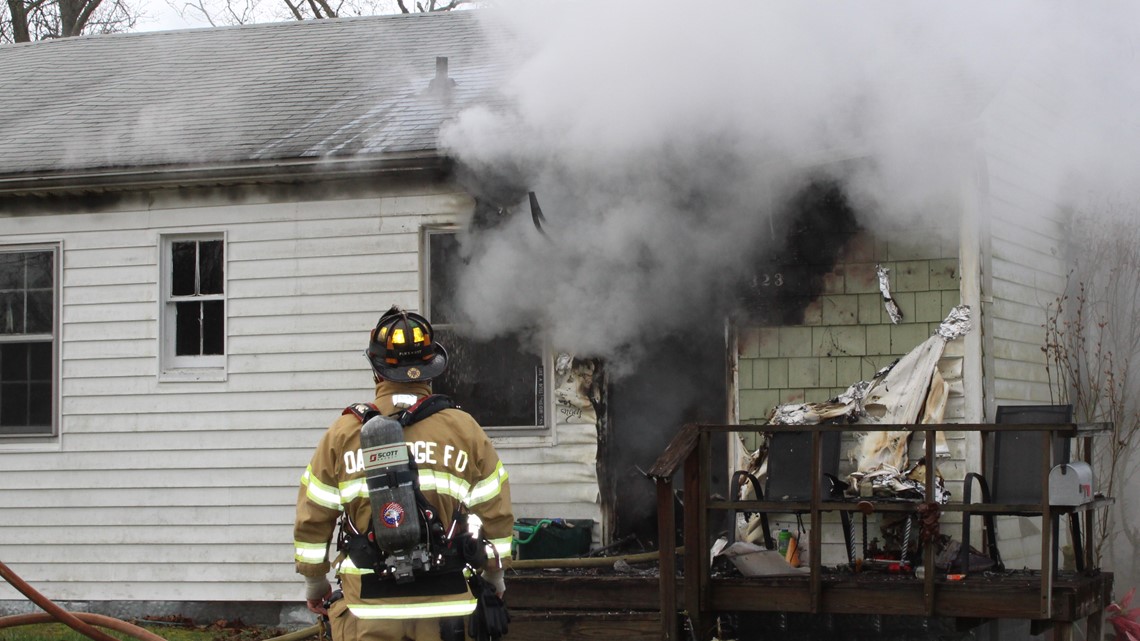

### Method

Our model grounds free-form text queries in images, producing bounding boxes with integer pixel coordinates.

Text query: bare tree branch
[176,0,218,27]
[1045,205,1140,566]
[280,0,303,20]
[3,0,137,42]
[432,0,469,10]
[312,0,336,17]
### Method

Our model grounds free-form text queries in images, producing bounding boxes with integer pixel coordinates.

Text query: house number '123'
[754,273,785,287]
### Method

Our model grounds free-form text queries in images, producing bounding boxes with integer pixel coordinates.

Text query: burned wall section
[737,229,962,427]
[737,213,963,565]
[736,180,862,327]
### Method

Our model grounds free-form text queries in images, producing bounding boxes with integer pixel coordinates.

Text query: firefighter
[294,306,514,641]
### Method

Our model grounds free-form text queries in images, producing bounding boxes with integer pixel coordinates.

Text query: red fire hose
[0,612,167,641]
[0,560,322,641]
[0,560,162,641]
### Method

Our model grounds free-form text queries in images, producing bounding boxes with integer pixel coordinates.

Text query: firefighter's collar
[391,394,418,410]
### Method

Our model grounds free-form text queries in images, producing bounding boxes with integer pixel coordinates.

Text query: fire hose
[0,560,322,641]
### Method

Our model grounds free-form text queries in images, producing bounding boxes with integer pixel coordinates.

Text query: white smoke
[440,0,1140,367]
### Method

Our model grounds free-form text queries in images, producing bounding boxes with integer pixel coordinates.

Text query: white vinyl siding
[0,188,462,602]
[978,68,1070,412]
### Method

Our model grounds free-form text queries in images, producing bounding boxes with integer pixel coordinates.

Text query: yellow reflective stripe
[302,466,342,510]
[489,535,513,558]
[348,598,477,619]
[418,469,471,502]
[335,556,375,575]
[339,478,367,503]
[294,541,327,564]
[466,461,508,507]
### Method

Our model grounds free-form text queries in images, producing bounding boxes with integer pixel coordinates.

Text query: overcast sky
[131,0,474,33]
[134,0,214,31]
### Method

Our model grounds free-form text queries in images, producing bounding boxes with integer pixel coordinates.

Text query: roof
[0,11,504,182]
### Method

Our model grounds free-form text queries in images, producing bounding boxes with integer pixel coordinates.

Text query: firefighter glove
[468,575,510,641]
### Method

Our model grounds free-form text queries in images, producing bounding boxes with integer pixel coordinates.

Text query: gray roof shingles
[0,11,503,177]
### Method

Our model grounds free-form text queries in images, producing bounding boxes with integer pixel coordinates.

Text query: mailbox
[1049,462,1094,506]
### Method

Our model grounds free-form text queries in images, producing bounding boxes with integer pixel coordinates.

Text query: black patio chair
[731,429,846,558]
[959,404,1079,575]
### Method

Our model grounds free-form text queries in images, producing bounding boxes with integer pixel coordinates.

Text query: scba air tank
[360,415,423,556]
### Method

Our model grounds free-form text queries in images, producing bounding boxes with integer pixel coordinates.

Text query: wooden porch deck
[496,419,1116,640]
[504,569,1112,640]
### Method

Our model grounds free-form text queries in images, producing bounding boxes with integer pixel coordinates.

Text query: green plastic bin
[512,518,594,560]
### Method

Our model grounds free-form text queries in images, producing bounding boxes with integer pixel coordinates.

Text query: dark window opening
[428,231,545,429]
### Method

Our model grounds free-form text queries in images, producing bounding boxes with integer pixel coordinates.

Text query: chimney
[428,56,455,97]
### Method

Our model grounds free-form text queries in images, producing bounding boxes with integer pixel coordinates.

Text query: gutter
[0,152,451,196]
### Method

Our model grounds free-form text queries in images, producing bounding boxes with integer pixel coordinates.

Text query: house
[0,6,1128,631]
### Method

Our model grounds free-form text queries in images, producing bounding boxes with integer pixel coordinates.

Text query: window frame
[159,232,227,381]
[421,225,552,435]
[0,242,60,440]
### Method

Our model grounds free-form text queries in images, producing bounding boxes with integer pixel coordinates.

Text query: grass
[0,620,303,641]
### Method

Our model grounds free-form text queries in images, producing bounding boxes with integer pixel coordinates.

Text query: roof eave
[0,151,451,196]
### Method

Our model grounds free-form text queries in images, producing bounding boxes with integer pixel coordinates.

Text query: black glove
[467,575,510,641]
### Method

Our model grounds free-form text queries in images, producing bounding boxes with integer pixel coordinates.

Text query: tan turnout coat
[294,380,514,621]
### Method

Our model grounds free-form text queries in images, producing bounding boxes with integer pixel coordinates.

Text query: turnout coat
[293,379,514,620]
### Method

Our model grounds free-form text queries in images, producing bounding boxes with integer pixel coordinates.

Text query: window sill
[159,368,227,383]
[489,432,557,448]
[0,435,61,452]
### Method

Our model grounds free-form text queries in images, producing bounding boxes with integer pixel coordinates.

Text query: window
[0,246,57,437]
[424,228,547,431]
[161,234,226,378]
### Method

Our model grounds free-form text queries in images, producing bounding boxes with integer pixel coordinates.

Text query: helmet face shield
[366,306,448,382]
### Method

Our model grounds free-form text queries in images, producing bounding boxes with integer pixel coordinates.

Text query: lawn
[0,620,319,641]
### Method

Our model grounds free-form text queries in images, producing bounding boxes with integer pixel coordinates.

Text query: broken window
[0,247,56,437]
[161,234,226,379]
[424,228,547,431]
